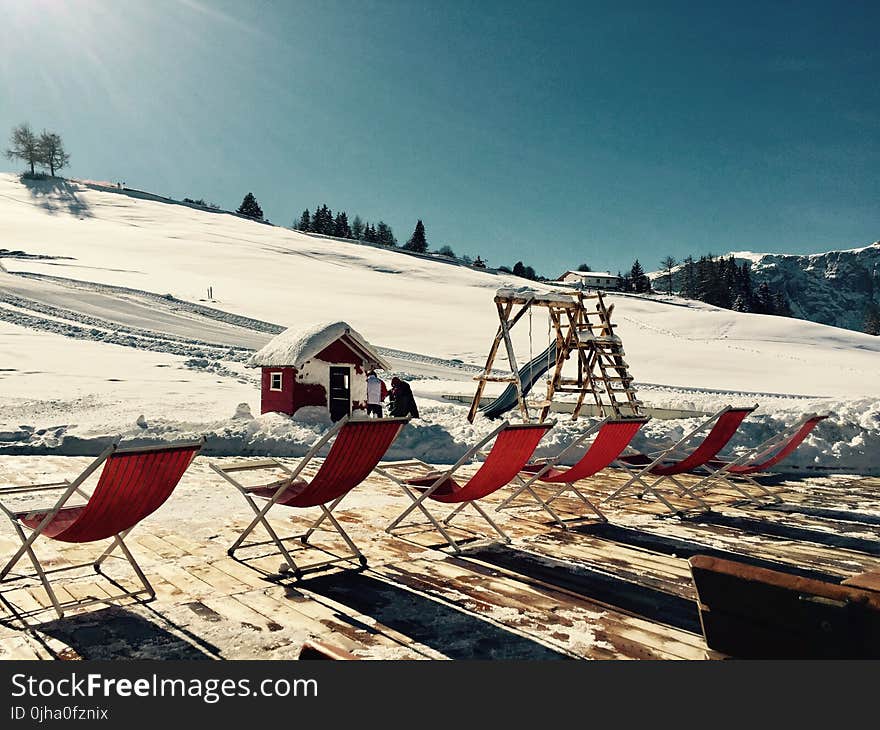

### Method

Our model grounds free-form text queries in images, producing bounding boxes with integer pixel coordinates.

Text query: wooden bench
[688,555,880,659]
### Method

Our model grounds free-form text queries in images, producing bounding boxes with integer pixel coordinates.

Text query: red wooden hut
[248,321,389,421]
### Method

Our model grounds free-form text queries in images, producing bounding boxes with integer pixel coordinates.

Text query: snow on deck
[0,455,877,660]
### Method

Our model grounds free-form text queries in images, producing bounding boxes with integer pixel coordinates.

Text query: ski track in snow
[8,271,492,374]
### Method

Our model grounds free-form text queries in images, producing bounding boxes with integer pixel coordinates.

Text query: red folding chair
[211,416,409,578]
[377,421,553,552]
[0,439,203,618]
[677,413,829,503]
[496,417,648,527]
[604,405,757,514]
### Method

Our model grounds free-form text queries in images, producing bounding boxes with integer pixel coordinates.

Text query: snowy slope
[1,173,879,472]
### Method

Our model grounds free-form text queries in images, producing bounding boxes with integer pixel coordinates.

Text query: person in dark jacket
[388,376,419,418]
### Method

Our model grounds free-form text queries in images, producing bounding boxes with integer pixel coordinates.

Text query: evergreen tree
[864,303,880,335]
[351,215,364,240]
[5,123,40,175]
[297,209,311,231]
[731,294,748,312]
[577,263,592,272]
[773,289,792,317]
[333,211,352,239]
[630,260,651,293]
[313,204,333,234]
[513,261,526,278]
[619,272,633,292]
[376,221,396,245]
[472,256,486,268]
[237,192,264,220]
[735,261,754,311]
[437,245,456,258]
[754,281,774,314]
[404,219,428,252]
[681,256,697,298]
[659,256,677,295]
[363,223,377,243]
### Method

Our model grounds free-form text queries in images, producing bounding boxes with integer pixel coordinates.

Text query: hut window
[269,372,283,391]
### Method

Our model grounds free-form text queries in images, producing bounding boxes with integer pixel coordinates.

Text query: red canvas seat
[495,417,648,527]
[677,414,829,503]
[604,405,757,514]
[0,439,203,619]
[211,416,409,578]
[713,415,827,475]
[377,421,553,552]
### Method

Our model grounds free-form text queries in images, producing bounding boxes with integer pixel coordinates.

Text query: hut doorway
[329,366,351,421]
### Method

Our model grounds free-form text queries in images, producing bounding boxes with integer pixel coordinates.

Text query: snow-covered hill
[1,173,879,472]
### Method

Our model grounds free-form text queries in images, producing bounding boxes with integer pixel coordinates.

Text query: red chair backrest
[729,416,827,474]
[540,419,645,483]
[52,442,202,543]
[288,418,408,508]
[432,423,552,504]
[652,408,753,475]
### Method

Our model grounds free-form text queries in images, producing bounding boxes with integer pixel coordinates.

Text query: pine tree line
[676,254,792,316]
[294,204,397,246]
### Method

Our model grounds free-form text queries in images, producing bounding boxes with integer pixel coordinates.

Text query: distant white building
[557,270,620,290]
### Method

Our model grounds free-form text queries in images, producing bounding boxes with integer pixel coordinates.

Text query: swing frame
[467,288,643,423]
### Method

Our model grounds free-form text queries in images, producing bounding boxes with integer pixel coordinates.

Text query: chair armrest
[0,480,71,496]
[214,459,284,474]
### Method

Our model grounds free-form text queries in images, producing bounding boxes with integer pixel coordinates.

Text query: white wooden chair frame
[670,413,823,504]
[210,415,400,578]
[494,417,610,527]
[603,405,758,514]
[0,439,202,620]
[376,421,519,553]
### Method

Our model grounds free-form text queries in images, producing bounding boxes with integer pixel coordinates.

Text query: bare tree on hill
[5,123,40,175]
[37,130,70,176]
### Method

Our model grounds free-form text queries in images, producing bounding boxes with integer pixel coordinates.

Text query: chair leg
[386,485,463,552]
[466,502,511,543]
[110,533,156,599]
[637,475,684,515]
[93,528,132,568]
[301,494,347,543]
[232,495,300,575]
[442,501,469,524]
[564,484,608,522]
[495,471,547,511]
[6,521,64,619]
[665,475,711,512]
[501,481,570,528]
[315,505,366,567]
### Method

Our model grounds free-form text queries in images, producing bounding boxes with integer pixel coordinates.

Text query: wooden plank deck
[0,455,877,661]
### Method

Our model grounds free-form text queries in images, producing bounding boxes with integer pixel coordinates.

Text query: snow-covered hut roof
[247,321,390,370]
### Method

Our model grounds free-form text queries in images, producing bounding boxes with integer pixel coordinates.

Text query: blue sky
[1,0,877,276]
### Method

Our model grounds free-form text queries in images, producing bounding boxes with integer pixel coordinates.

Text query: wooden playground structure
[467,288,643,423]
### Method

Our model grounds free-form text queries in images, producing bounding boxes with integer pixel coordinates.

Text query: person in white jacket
[365,371,387,418]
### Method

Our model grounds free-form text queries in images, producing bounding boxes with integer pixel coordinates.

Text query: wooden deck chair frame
[0,438,204,621]
[495,416,650,528]
[377,421,553,553]
[673,413,827,504]
[210,415,409,579]
[603,405,757,514]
